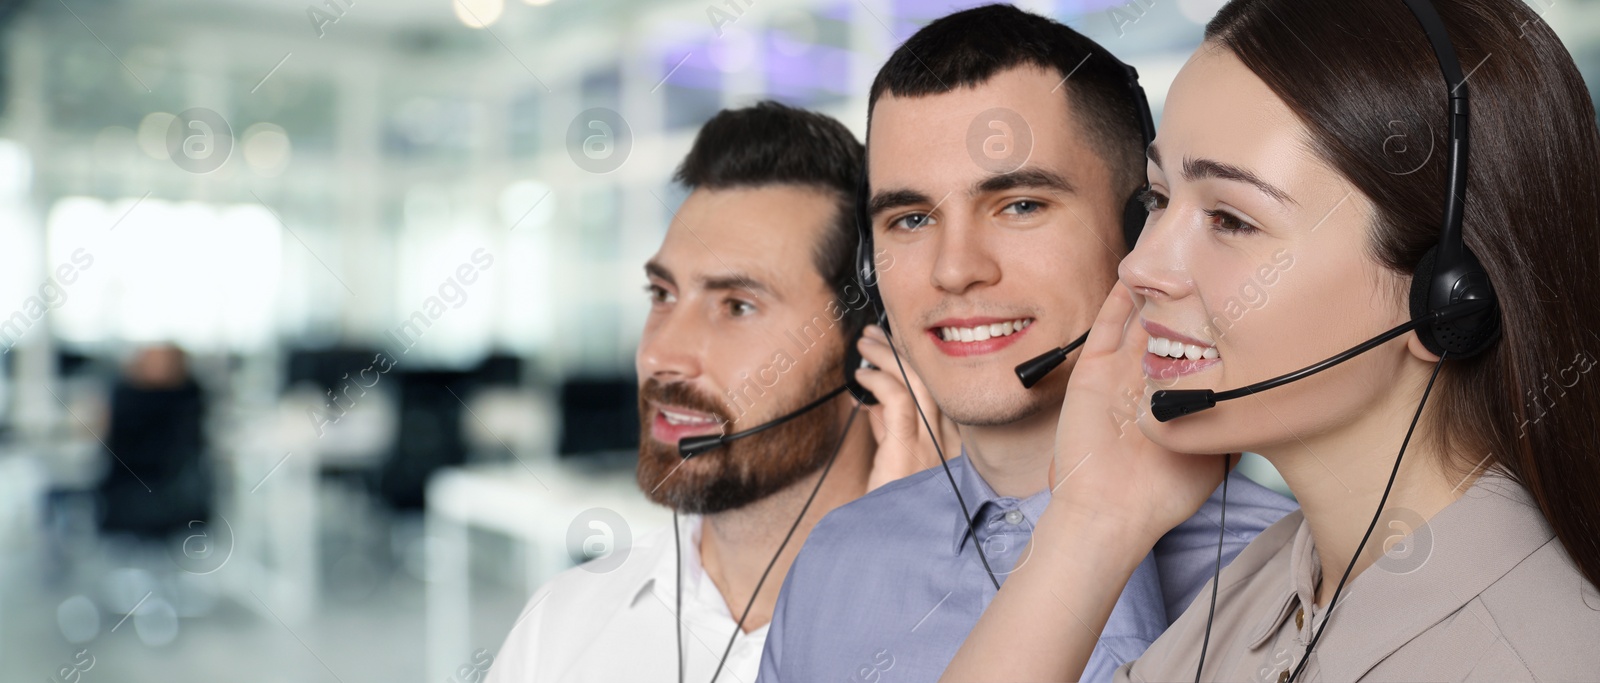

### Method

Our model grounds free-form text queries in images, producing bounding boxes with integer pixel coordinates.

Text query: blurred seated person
[96,343,211,542]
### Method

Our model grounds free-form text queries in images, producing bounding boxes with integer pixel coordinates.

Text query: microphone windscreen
[677,435,724,459]
[1016,347,1069,389]
[1150,389,1217,422]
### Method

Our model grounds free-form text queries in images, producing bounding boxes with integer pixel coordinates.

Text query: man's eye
[727,299,756,317]
[1137,188,1169,212]
[889,213,934,231]
[1001,199,1043,215]
[645,284,674,304]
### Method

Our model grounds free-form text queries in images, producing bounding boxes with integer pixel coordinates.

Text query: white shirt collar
[629,513,705,609]
[627,513,769,638]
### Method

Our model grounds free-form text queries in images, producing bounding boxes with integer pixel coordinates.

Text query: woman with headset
[937,0,1600,680]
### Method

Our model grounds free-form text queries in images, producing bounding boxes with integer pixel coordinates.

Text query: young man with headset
[486,102,952,683]
[755,6,1298,682]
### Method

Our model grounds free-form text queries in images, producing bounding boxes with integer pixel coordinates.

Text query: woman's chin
[1135,410,1238,457]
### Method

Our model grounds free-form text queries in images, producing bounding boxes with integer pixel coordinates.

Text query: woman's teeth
[1147,336,1219,360]
[937,318,1032,343]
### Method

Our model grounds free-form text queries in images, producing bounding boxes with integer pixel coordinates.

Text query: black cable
[673,507,684,683]
[1286,351,1448,682]
[882,327,1001,590]
[704,400,862,683]
[1194,454,1231,683]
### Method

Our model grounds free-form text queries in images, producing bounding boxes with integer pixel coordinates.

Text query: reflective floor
[2,492,530,683]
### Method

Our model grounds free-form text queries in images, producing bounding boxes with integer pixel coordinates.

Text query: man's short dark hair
[868,3,1146,205]
[674,100,871,341]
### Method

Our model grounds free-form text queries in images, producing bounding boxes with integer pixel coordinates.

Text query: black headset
[1402,0,1500,359]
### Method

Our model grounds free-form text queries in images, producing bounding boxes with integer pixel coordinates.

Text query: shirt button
[1277,670,1290,683]
[1003,509,1024,525]
[1295,607,1304,630]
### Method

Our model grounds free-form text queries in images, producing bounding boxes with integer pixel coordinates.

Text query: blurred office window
[580,64,622,112]
[45,197,282,352]
[233,75,337,156]
[662,45,725,131]
[507,87,544,158]
[762,5,853,108]
[383,95,481,162]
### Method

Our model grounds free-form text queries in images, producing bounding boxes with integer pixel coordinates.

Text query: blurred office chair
[555,374,639,469]
[378,354,523,510]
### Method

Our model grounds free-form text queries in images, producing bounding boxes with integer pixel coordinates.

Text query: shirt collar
[1251,471,1553,681]
[948,449,1054,553]
[630,513,704,610]
[1244,512,1320,649]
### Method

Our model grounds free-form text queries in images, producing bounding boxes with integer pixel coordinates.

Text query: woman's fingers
[1080,283,1139,358]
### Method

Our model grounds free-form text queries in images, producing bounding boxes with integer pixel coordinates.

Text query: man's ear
[1406,330,1442,363]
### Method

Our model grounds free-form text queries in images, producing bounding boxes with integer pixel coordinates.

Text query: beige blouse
[1116,471,1600,682]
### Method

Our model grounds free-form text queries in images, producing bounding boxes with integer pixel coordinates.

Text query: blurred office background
[0,0,1595,680]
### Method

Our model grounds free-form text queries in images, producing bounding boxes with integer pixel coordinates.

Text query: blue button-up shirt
[756,453,1297,683]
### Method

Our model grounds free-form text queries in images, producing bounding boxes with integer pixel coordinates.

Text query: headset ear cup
[1121,190,1148,253]
[1409,246,1443,355]
[849,193,882,405]
[1409,244,1501,358]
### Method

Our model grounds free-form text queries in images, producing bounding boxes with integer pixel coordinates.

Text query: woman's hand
[853,324,959,491]
[1048,283,1232,541]
[939,285,1231,682]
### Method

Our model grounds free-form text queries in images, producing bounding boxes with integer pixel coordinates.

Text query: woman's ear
[1406,330,1442,363]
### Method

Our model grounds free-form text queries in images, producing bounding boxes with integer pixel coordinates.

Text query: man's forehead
[866,69,1093,188]
[649,186,833,296]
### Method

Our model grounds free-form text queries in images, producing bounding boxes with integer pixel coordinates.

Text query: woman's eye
[1001,199,1043,215]
[727,299,757,317]
[1137,188,1169,212]
[1203,209,1260,235]
[889,213,934,231]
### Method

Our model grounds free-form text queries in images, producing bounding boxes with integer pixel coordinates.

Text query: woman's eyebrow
[1182,157,1298,206]
[1146,143,1298,207]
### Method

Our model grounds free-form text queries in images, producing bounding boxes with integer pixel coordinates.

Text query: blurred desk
[425,459,669,681]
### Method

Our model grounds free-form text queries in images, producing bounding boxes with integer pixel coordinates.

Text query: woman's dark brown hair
[1207,0,1600,589]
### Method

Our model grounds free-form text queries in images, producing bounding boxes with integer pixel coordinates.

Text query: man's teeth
[1147,336,1219,360]
[660,407,719,426]
[937,319,1032,343]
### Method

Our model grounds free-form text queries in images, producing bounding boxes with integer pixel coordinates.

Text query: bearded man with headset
[486,101,955,683]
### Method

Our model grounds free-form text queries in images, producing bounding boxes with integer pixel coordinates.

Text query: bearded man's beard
[636,358,845,514]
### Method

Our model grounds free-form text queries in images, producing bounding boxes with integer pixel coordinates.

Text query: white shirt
[487,514,770,683]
